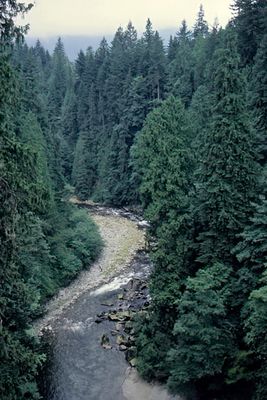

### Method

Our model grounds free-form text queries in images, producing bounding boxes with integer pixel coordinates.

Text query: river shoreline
[35,207,145,333]
[36,202,179,400]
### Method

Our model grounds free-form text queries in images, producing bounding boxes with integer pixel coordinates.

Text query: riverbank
[35,209,145,333]
[36,203,180,400]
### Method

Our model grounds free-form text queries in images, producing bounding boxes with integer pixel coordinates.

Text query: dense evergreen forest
[1,0,267,399]
[0,2,103,399]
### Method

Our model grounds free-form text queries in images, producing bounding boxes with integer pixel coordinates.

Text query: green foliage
[193,4,209,38]
[72,131,95,200]
[234,190,267,398]
[131,15,265,400]
[0,323,45,400]
[250,33,267,163]
[134,311,174,381]
[2,3,267,399]
[0,0,33,47]
[48,206,103,285]
[131,96,196,383]
[132,96,190,218]
[16,213,55,302]
[69,20,168,205]
[167,23,194,106]
[233,0,267,64]
[0,4,104,398]
[0,66,47,399]
[245,268,267,399]
[48,38,72,119]
[167,263,234,396]
[131,95,193,277]
[235,194,267,272]
[196,29,258,265]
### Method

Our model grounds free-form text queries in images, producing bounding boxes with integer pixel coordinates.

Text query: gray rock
[101,334,112,350]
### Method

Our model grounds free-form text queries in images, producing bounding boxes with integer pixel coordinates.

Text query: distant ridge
[26,29,176,60]
[26,35,113,60]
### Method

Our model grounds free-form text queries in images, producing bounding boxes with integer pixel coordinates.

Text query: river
[36,202,179,400]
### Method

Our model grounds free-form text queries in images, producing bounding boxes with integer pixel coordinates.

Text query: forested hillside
[1,0,267,399]
[0,3,103,399]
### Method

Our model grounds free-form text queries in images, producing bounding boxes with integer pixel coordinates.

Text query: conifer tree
[196,29,258,266]
[193,4,209,38]
[233,0,267,64]
[139,19,167,107]
[72,84,98,199]
[48,38,71,118]
[250,33,267,164]
[235,185,267,291]
[47,38,73,190]
[132,96,193,379]
[0,6,48,396]
[168,263,235,398]
[168,21,194,106]
[245,263,267,400]
[167,35,179,62]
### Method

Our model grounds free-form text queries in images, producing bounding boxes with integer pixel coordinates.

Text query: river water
[37,204,179,400]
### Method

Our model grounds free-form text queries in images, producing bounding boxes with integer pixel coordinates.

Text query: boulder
[101,334,112,350]
[108,310,132,321]
[128,336,135,345]
[124,321,133,333]
[115,322,125,331]
[129,358,137,367]
[116,334,127,346]
[97,312,107,319]
[101,301,114,307]
[126,346,137,362]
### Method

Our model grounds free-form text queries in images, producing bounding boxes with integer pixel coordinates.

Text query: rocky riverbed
[94,251,151,367]
[36,202,179,400]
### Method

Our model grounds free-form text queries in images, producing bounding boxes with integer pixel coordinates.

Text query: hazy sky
[22,0,233,38]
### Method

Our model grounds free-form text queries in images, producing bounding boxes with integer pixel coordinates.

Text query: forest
[0,0,267,399]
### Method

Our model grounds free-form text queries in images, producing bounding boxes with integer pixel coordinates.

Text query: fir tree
[168,263,235,398]
[132,96,193,380]
[196,29,258,266]
[244,264,267,400]
[233,0,267,64]
[250,33,267,164]
[139,19,167,106]
[167,20,194,106]
[193,4,209,38]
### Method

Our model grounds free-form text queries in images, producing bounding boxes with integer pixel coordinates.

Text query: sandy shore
[35,212,145,332]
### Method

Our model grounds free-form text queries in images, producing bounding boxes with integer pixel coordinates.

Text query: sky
[22,0,233,38]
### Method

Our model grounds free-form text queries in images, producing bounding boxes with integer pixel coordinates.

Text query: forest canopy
[1,0,267,399]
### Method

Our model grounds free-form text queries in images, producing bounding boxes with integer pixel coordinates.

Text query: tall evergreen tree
[250,33,267,164]
[193,4,209,38]
[244,262,267,400]
[72,84,98,199]
[46,38,73,190]
[168,20,194,106]
[233,0,267,64]
[132,96,193,380]
[168,263,235,398]
[196,29,258,266]
[138,19,167,107]
[0,5,48,397]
